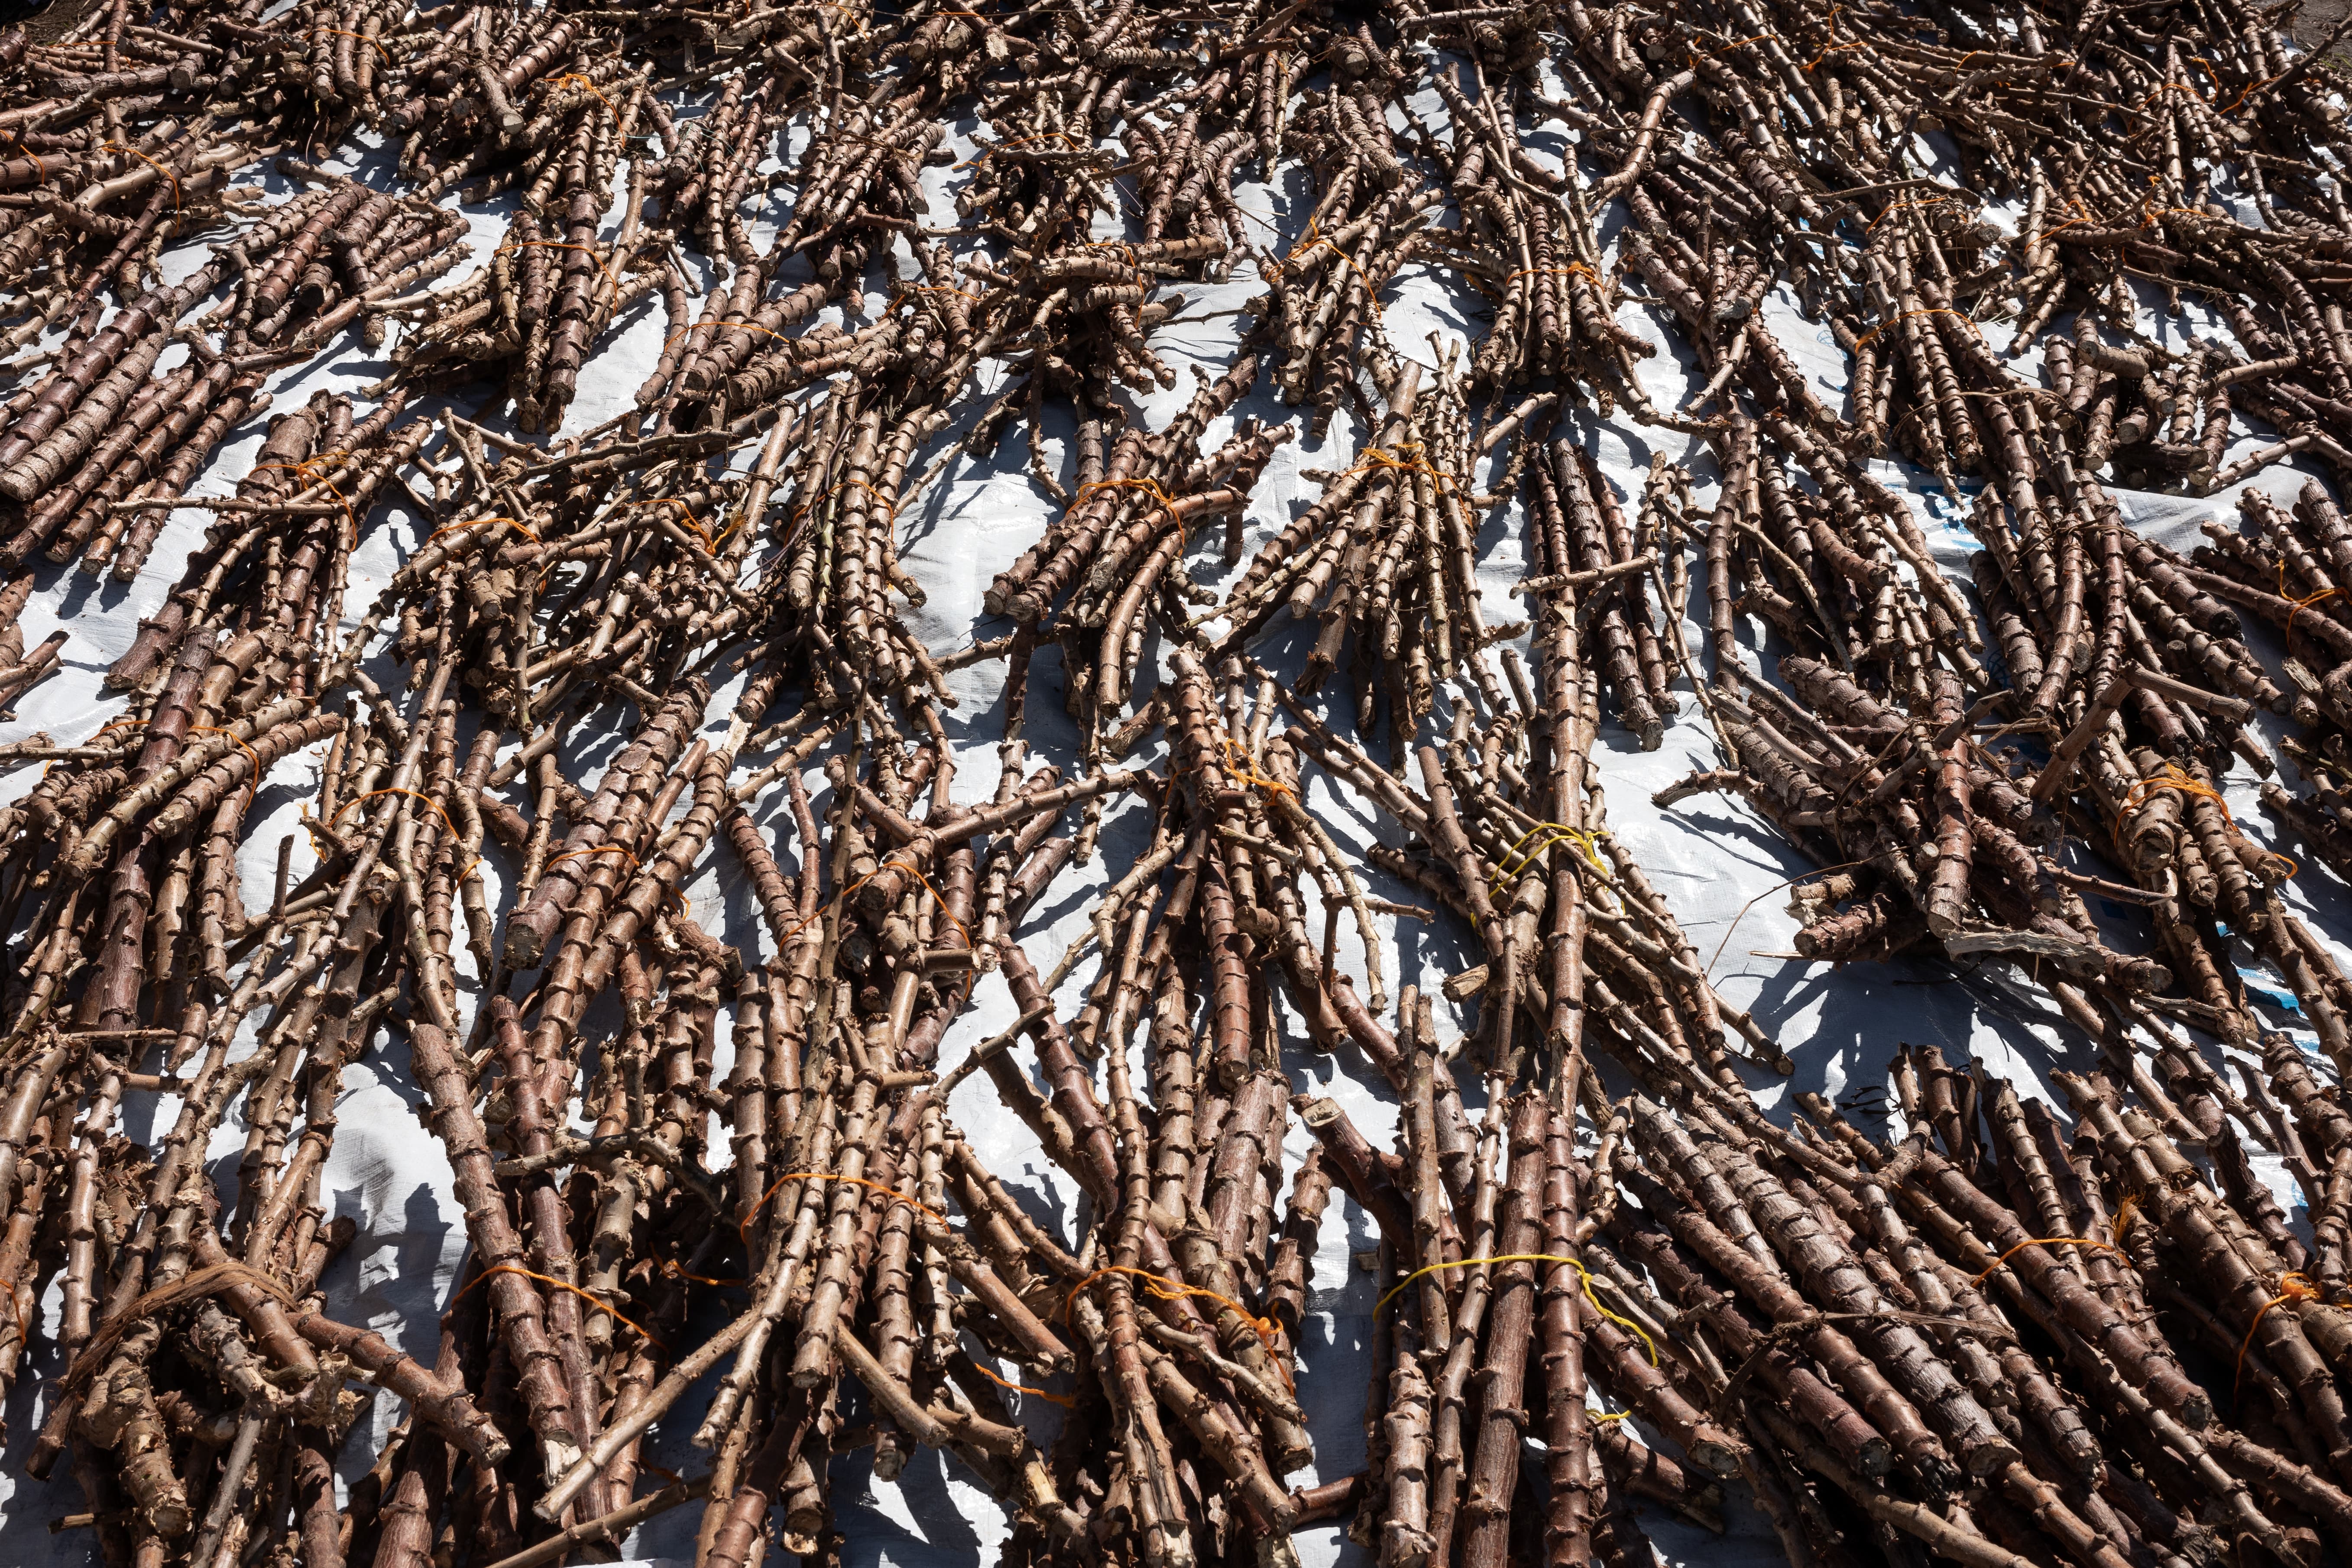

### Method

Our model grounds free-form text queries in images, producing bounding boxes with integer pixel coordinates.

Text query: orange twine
[100,142,180,211]
[2217,72,2285,116]
[662,1258,746,1288]
[2120,765,2296,878]
[310,26,392,62]
[1346,441,1459,494]
[1284,214,1383,306]
[427,515,541,549]
[779,476,900,554]
[190,725,266,815]
[536,71,619,120]
[895,284,984,308]
[2035,199,2099,248]
[326,787,479,880]
[2119,765,2232,830]
[738,1171,945,1247]
[454,1263,662,1349]
[620,497,717,553]
[763,856,978,1031]
[1505,263,1607,302]
[660,319,794,359]
[1219,735,1295,800]
[2237,1271,2325,1397]
[1868,196,1947,231]
[965,1355,1076,1407]
[1968,1235,2123,1285]
[3,133,46,185]
[1073,476,1183,527]
[1085,238,1150,289]
[1063,1265,1293,1391]
[254,456,357,541]
[1854,307,1982,350]
[2113,1190,2142,1239]
[1804,40,1865,69]
[2274,559,2344,656]
[1698,33,1775,60]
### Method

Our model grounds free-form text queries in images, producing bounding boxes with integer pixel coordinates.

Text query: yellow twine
[1376,1254,1659,1374]
[1487,821,1610,907]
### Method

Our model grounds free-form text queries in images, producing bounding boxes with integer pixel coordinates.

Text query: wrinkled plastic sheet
[2,88,2347,1568]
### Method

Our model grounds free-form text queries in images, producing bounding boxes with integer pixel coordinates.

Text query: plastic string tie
[1375,1254,1658,1373]
[455,1262,662,1350]
[1063,1264,1293,1393]
[1967,1235,2123,1285]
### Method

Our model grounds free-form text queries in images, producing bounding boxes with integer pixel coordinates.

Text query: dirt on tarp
[0,0,104,43]
[2298,0,2352,52]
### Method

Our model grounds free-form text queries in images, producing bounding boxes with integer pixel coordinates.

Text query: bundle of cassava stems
[9,0,2352,1566]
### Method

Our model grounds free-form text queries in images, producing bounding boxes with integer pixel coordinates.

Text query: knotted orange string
[1220,735,1295,800]
[2274,558,2344,656]
[2119,765,2235,831]
[660,319,793,360]
[965,1355,1076,1406]
[1074,476,1182,524]
[454,1263,662,1349]
[662,1257,746,1288]
[1868,196,1947,231]
[3,133,46,185]
[1968,1235,2122,1285]
[253,456,356,540]
[1854,307,1981,350]
[620,497,716,552]
[536,71,619,119]
[191,725,266,815]
[428,515,541,549]
[738,1172,945,1248]
[2217,72,2285,115]
[1285,214,1383,306]
[2120,765,2295,878]
[1804,40,1865,69]
[895,284,984,309]
[2237,1272,2324,1396]
[1063,1265,1293,1392]
[325,787,479,880]
[1346,442,1460,494]
[2035,200,2100,248]
[311,26,392,62]
[766,857,977,1023]
[100,142,180,211]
